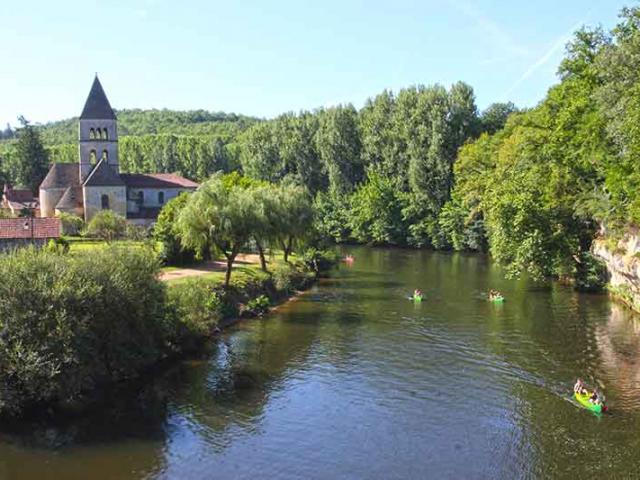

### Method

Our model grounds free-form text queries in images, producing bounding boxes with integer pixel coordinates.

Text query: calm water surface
[2,247,640,479]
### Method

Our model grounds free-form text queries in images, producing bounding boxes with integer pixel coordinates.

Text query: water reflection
[3,248,640,478]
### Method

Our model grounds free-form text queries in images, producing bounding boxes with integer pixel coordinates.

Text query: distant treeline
[36,108,259,144]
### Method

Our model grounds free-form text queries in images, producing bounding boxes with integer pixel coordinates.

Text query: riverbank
[166,251,337,350]
[0,245,337,419]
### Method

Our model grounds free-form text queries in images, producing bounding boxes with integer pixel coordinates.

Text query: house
[2,183,40,217]
[39,76,198,225]
[0,217,60,252]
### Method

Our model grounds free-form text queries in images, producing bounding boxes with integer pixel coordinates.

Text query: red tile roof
[121,173,199,189]
[0,218,60,239]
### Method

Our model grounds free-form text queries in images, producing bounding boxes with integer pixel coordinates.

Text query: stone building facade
[39,76,198,224]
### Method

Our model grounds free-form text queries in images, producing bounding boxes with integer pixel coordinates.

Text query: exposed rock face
[592,230,640,312]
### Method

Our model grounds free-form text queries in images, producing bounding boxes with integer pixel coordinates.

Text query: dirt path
[159,253,261,282]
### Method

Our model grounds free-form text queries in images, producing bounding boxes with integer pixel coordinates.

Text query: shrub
[301,247,339,275]
[153,193,197,266]
[125,223,151,241]
[85,210,126,242]
[44,237,70,254]
[272,263,314,293]
[58,212,84,236]
[244,294,271,316]
[0,246,168,416]
[166,279,222,349]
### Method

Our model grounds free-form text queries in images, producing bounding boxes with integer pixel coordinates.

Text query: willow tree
[271,183,314,263]
[178,174,260,287]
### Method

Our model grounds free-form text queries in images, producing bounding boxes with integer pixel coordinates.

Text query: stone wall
[592,230,640,312]
[0,238,47,253]
[128,187,189,209]
[39,187,66,218]
[83,186,126,222]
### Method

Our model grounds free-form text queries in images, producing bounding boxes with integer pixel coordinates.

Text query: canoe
[574,391,603,413]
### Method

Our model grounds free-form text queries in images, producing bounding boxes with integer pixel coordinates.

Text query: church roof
[55,185,84,210]
[120,173,199,189]
[40,163,79,189]
[83,158,125,187]
[80,76,116,120]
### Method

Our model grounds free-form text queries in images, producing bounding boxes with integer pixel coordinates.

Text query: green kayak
[413,295,423,302]
[575,391,603,414]
[490,296,504,303]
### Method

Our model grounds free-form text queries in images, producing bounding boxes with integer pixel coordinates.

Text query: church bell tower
[78,75,119,181]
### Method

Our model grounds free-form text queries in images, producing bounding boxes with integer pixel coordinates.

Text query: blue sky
[0,0,630,126]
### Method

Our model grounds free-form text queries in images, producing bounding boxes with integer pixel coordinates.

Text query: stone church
[39,76,198,224]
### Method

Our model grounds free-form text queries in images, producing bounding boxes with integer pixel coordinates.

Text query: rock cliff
[593,230,640,312]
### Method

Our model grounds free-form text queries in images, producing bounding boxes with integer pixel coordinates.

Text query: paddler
[590,388,604,406]
[414,289,422,299]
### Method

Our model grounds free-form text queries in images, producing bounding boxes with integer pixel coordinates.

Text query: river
[2,247,640,479]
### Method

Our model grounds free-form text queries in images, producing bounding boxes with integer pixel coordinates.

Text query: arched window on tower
[158,191,165,205]
[89,128,95,140]
[103,128,108,140]
[102,150,108,161]
[89,150,97,164]
[101,194,109,210]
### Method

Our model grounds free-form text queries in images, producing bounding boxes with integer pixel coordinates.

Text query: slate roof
[56,185,84,210]
[40,163,80,189]
[83,158,125,187]
[80,76,116,120]
[120,173,199,189]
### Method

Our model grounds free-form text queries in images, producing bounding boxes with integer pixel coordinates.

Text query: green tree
[479,102,518,135]
[178,173,261,287]
[154,192,198,265]
[271,182,314,263]
[315,105,363,194]
[349,170,406,245]
[10,117,49,193]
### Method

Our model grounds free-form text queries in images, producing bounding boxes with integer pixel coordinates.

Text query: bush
[0,246,169,416]
[85,210,127,242]
[244,294,271,317]
[166,279,222,349]
[301,247,339,275]
[153,193,198,266]
[45,237,70,254]
[58,212,84,236]
[272,263,314,293]
[125,223,151,241]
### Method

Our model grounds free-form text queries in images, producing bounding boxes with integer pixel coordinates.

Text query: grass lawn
[67,237,148,254]
[66,238,297,287]
[162,253,294,286]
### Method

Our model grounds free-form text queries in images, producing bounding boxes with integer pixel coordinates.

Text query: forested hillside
[37,109,258,144]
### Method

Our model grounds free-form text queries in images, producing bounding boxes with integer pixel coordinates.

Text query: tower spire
[80,76,115,120]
